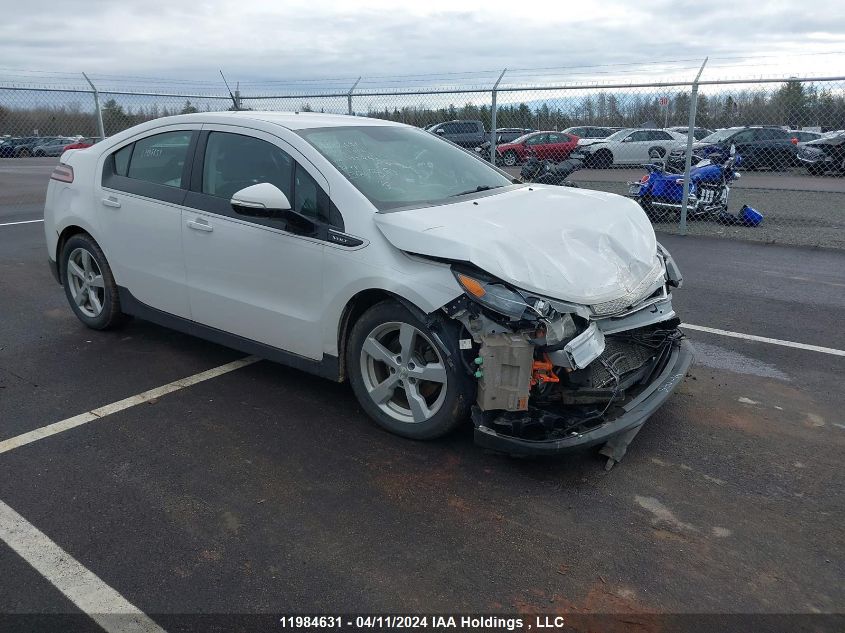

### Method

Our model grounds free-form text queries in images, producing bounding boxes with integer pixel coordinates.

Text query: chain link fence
[2,70,844,248]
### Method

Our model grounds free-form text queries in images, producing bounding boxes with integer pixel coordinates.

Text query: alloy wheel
[359,321,448,424]
[66,247,105,318]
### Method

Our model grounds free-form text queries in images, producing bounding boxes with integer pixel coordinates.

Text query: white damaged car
[44,112,692,466]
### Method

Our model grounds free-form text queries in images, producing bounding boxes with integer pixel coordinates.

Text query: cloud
[1,0,844,89]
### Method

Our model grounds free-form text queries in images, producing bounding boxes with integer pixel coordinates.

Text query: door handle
[101,196,121,208]
[187,219,213,232]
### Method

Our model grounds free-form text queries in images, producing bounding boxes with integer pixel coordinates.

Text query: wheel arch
[55,225,94,286]
[336,289,430,382]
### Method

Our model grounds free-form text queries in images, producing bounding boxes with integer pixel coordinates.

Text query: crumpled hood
[577,139,606,148]
[374,186,659,305]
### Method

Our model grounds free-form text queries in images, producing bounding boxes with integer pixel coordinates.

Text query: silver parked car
[44,112,692,464]
[33,137,77,157]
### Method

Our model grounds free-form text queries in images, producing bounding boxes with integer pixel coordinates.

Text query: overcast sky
[2,0,845,90]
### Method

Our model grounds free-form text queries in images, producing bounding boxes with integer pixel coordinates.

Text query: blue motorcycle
[627,148,742,221]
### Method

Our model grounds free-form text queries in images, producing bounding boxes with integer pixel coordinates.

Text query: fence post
[679,57,708,235]
[347,77,361,116]
[490,68,507,164]
[82,72,105,141]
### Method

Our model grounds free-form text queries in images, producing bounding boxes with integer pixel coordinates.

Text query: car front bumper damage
[471,334,693,467]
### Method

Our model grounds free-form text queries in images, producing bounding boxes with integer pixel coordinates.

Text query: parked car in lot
[665,126,713,141]
[496,131,579,166]
[571,128,687,168]
[786,130,823,152]
[33,137,78,157]
[426,120,486,147]
[670,126,798,169]
[797,133,845,175]
[0,136,55,157]
[563,126,615,145]
[63,137,100,151]
[44,112,692,463]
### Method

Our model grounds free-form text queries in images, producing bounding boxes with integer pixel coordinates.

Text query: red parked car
[496,131,579,166]
[63,137,99,151]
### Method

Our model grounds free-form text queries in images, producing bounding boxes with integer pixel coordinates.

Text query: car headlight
[453,270,530,320]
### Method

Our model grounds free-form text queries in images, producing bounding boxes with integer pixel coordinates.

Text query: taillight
[640,174,649,183]
[51,164,74,183]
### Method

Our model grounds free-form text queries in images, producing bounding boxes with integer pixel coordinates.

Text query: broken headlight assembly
[453,269,538,320]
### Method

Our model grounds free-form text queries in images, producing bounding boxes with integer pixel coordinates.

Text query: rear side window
[202,132,293,200]
[127,131,192,187]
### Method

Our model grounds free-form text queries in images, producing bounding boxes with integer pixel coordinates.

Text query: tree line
[365,81,845,132]
[2,81,843,139]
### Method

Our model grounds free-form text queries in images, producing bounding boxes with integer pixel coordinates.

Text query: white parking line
[0,219,43,227]
[682,323,845,357]
[0,499,166,633]
[0,356,259,456]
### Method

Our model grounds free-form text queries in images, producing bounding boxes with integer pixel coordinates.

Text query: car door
[617,130,650,163]
[98,125,200,318]
[524,133,547,158]
[730,129,758,165]
[181,126,331,360]
[648,130,678,154]
[543,133,565,161]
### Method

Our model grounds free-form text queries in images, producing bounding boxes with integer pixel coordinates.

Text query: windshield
[298,125,514,211]
[700,129,737,143]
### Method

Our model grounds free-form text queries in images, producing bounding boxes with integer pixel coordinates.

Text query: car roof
[166,111,405,131]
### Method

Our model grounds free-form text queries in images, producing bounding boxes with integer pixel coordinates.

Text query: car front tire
[61,233,126,330]
[347,300,474,440]
[503,150,519,167]
[594,149,613,168]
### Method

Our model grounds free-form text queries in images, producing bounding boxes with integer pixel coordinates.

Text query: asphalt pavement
[0,211,843,630]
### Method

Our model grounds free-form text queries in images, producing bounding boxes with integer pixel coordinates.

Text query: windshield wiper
[450,185,504,197]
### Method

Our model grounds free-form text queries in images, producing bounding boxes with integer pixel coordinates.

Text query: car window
[458,122,478,133]
[732,130,755,143]
[294,163,323,220]
[113,144,132,176]
[441,123,460,134]
[202,132,293,201]
[649,131,672,141]
[762,128,789,140]
[568,128,585,136]
[525,134,546,145]
[127,131,192,187]
[629,131,650,142]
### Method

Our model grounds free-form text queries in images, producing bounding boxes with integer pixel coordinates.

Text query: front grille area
[584,337,658,388]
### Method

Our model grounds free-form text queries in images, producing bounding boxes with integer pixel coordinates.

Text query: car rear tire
[594,149,613,169]
[648,147,666,160]
[17,148,32,158]
[503,150,519,167]
[61,233,126,330]
[347,300,473,440]
[34,150,46,157]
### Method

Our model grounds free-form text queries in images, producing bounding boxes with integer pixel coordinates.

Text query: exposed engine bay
[438,244,692,467]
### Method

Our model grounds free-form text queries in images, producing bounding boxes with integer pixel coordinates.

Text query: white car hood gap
[374,186,659,305]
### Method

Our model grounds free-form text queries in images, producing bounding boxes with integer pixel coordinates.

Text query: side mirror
[435,129,445,135]
[230,183,316,235]
[231,182,291,215]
